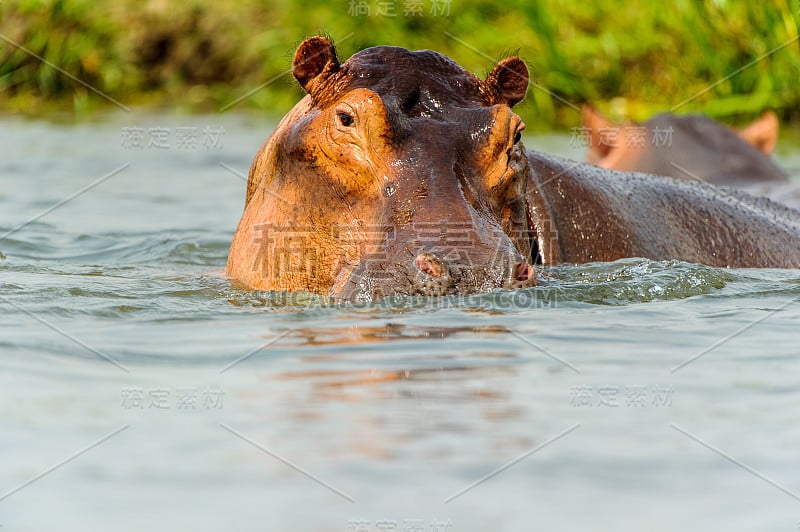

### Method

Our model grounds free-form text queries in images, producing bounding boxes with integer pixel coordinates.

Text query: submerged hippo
[227,37,800,300]
[581,105,788,185]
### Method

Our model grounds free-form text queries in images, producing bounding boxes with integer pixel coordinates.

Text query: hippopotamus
[227,37,800,301]
[581,105,788,185]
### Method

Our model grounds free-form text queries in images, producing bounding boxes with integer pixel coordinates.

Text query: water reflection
[253,323,532,460]
[292,322,510,346]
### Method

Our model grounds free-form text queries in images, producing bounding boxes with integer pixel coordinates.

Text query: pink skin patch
[415,253,443,278]
[514,262,533,282]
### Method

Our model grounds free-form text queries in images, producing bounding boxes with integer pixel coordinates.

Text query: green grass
[1,0,799,128]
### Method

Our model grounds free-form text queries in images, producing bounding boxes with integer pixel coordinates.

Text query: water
[2,115,800,532]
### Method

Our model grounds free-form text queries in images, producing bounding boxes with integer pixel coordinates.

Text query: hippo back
[582,106,788,186]
[526,150,800,268]
[639,114,788,185]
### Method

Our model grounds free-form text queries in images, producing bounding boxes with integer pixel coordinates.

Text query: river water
[1,114,799,532]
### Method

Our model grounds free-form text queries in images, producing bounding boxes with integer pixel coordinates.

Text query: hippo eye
[337,112,354,127]
[513,131,522,144]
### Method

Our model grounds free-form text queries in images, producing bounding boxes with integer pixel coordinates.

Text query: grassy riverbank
[1,0,799,127]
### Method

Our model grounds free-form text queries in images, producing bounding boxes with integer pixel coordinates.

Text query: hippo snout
[410,251,536,297]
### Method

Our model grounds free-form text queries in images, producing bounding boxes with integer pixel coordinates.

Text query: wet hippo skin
[227,37,800,301]
[228,36,536,300]
[526,151,800,268]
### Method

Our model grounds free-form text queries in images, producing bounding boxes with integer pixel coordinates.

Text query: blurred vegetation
[1,0,799,128]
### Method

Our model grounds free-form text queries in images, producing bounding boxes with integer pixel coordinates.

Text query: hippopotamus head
[582,106,787,185]
[227,37,536,300]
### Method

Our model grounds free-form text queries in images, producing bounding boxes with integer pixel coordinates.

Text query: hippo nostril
[514,262,533,282]
[415,253,443,278]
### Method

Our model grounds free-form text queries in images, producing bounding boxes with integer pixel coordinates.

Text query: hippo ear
[582,105,616,162]
[293,36,340,94]
[736,111,779,155]
[485,57,529,107]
